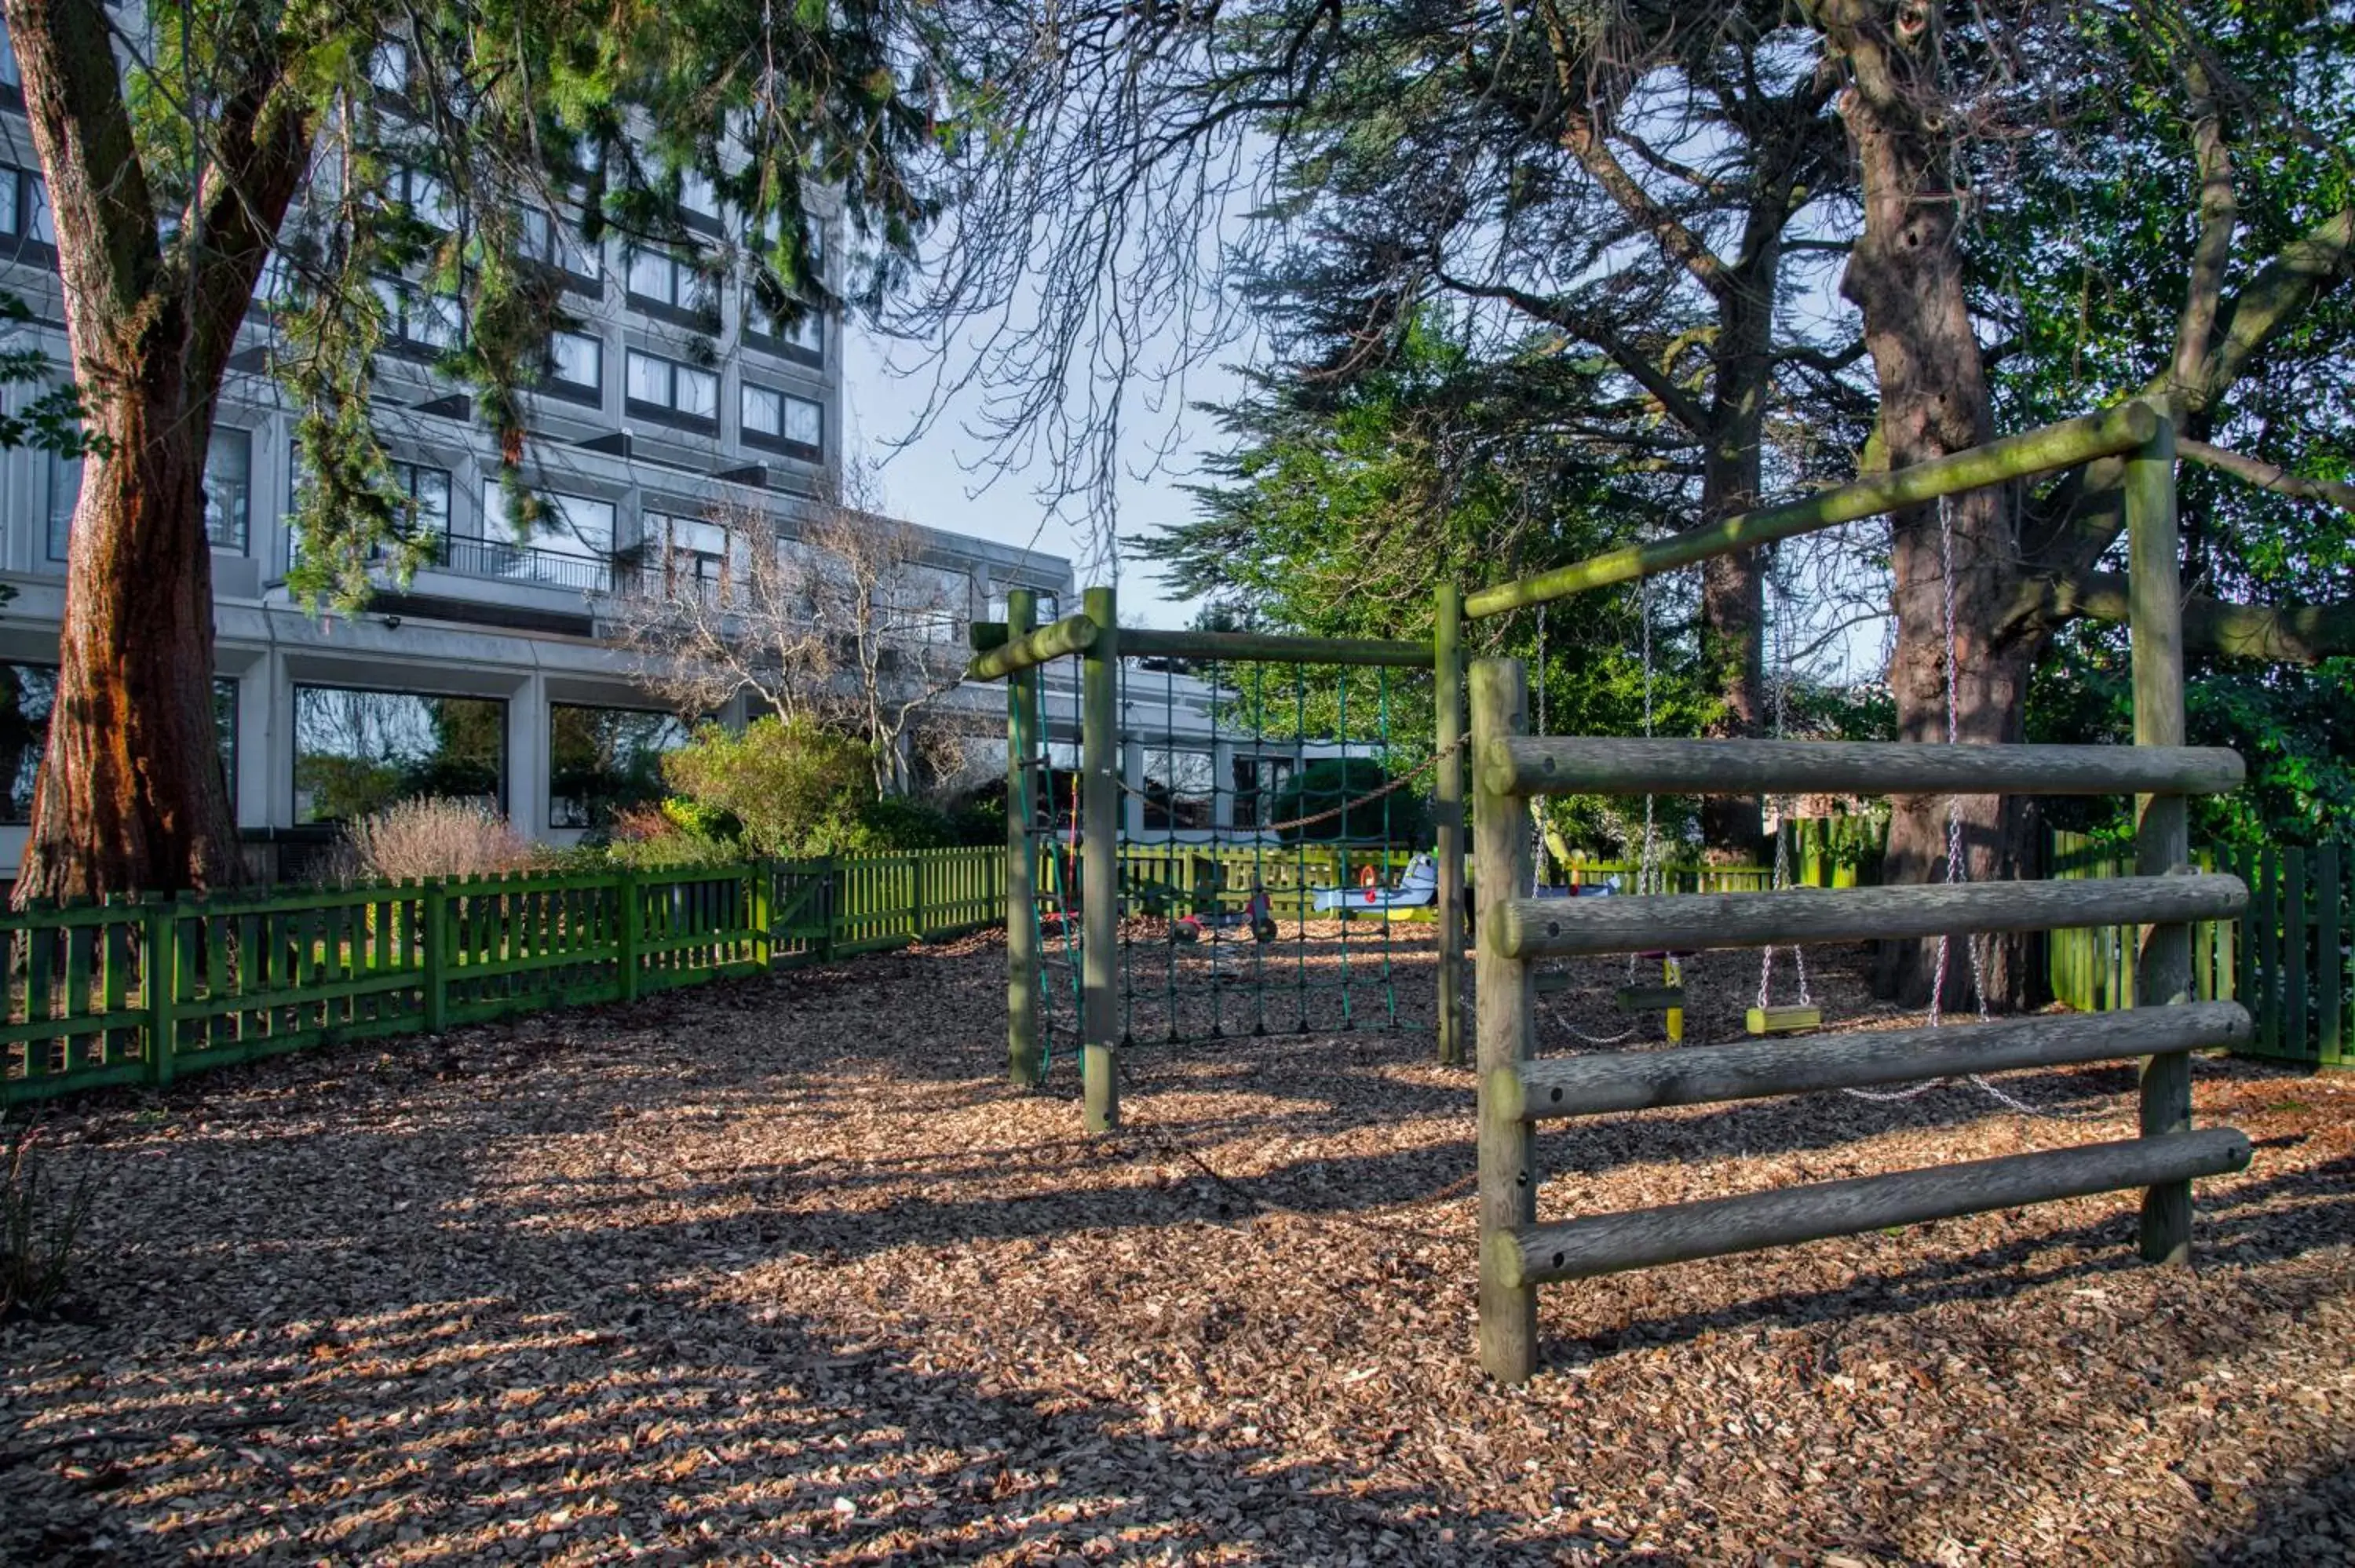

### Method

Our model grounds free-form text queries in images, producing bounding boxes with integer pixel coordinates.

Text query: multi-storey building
[0,26,1072,878]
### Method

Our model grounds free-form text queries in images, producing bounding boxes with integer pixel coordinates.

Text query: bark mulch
[2,928,2350,1565]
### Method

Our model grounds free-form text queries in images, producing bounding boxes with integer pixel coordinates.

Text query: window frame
[545,702,692,830]
[203,425,254,554]
[738,381,824,461]
[542,328,604,404]
[623,348,720,432]
[290,682,509,826]
[622,245,717,328]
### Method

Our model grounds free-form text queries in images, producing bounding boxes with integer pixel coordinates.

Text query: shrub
[659,717,880,859]
[602,800,744,870]
[2,1122,90,1321]
[341,797,543,881]
[1268,757,1433,845]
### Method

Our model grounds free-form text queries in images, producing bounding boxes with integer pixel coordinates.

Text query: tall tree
[1804,0,2355,1004]
[3,0,944,901]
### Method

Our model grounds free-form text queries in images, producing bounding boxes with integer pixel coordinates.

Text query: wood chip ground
[3,928,2350,1564]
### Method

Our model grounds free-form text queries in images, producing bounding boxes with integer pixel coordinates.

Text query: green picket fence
[2049,831,2349,1069]
[0,847,1005,1107]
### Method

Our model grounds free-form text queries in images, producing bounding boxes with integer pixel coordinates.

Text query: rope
[1843,496,2113,1124]
[1111,732,1465,837]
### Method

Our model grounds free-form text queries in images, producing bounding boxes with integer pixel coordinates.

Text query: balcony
[434,536,611,593]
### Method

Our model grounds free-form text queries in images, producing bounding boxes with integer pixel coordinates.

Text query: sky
[841,323,1244,632]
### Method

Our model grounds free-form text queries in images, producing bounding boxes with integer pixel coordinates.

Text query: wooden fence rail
[1,847,1006,1108]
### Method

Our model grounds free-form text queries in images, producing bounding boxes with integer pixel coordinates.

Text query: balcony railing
[433,536,612,593]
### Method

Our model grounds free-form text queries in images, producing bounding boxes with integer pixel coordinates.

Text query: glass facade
[292,685,505,824]
[547,704,690,829]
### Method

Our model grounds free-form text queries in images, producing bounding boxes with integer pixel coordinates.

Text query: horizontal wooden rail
[1118,628,1435,669]
[1496,1001,2251,1120]
[1464,403,2158,619]
[1494,873,2247,960]
[1492,1128,2252,1287]
[966,614,1099,681]
[1481,737,2244,800]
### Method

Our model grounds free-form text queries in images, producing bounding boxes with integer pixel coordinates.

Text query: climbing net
[1021,644,1441,1067]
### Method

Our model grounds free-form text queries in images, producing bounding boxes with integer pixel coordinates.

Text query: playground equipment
[977,590,1454,1129]
[1466,401,2255,1383]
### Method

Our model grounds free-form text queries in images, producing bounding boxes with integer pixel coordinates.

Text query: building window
[203,427,252,552]
[0,166,54,246]
[479,481,615,586]
[751,301,824,364]
[0,665,236,822]
[373,276,462,353]
[0,663,53,823]
[1230,754,1295,830]
[382,163,456,230]
[292,685,506,825]
[368,40,409,94]
[46,447,77,562]
[0,20,19,93]
[640,509,733,601]
[543,329,602,401]
[1143,749,1215,831]
[392,461,453,539]
[623,246,714,323]
[624,349,718,428]
[678,169,722,230]
[522,208,601,282]
[548,704,691,830]
[739,383,822,458]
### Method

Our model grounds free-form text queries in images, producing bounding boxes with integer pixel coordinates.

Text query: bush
[601,800,745,870]
[1268,757,1433,845]
[659,717,882,859]
[340,797,543,881]
[2,1122,89,1321]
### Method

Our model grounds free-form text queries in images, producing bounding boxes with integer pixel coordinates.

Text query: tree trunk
[1820,1,2039,1008]
[15,381,244,901]
[1696,253,1775,857]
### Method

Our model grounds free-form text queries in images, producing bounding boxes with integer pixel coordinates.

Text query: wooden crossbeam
[1496,1002,2253,1120]
[1494,873,2248,961]
[1480,737,2245,800]
[1491,1129,2252,1287]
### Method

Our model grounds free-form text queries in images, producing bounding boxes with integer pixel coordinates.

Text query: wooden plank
[1435,582,1466,1066]
[1496,873,2248,961]
[1465,404,2158,619]
[966,612,1100,681]
[1472,657,1537,1385]
[1499,1002,2254,1120]
[1499,1129,2251,1287]
[1745,1005,1823,1035]
[1482,737,2244,800]
[1117,627,1433,669]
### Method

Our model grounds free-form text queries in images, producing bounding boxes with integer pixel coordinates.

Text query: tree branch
[2180,438,2355,516]
[2168,53,2237,403]
[1432,270,1714,437]
[2015,570,2355,665]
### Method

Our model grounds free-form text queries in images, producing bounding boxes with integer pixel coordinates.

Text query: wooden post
[750,859,774,968]
[1006,590,1044,1085]
[2128,407,2196,1264]
[422,880,451,1031]
[1434,582,1466,1067]
[144,898,178,1086]
[1081,585,1121,1132]
[1472,658,1536,1383]
[2320,843,2346,1068]
[615,868,641,1005]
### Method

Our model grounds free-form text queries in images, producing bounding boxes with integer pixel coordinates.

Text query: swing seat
[1310,884,1437,913]
[1616,983,1686,1013]
[1746,1005,1824,1035]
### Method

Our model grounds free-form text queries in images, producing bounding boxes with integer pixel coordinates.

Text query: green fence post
[144,898,178,1086]
[2319,843,2346,1068]
[617,868,641,1001]
[752,859,774,969]
[2286,845,2312,1060]
[907,853,923,940]
[422,881,450,1033]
